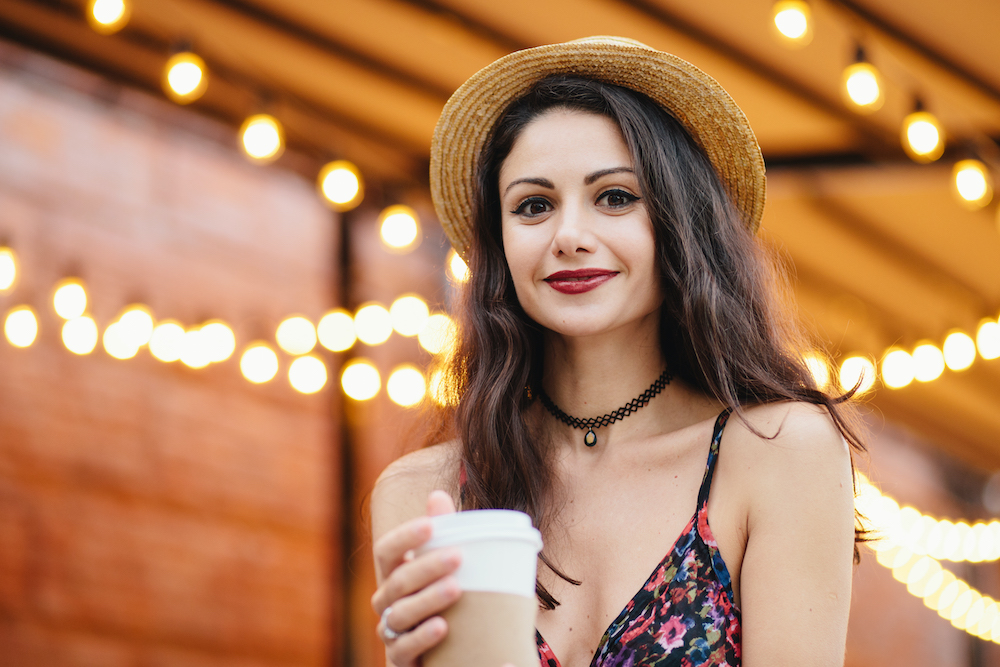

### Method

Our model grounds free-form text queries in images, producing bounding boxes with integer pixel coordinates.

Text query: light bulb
[902,111,944,163]
[276,316,317,355]
[379,205,420,252]
[842,61,883,112]
[448,249,469,283]
[318,160,363,211]
[802,351,830,390]
[772,1,812,46]
[62,316,98,355]
[88,0,129,34]
[881,348,915,389]
[912,342,945,382]
[943,331,976,371]
[103,321,139,360]
[976,319,1000,360]
[341,359,380,401]
[839,355,876,394]
[387,365,427,407]
[117,305,154,347]
[418,313,457,356]
[240,114,284,163]
[953,160,993,209]
[180,327,211,369]
[149,320,186,362]
[288,355,328,394]
[0,247,17,291]
[354,304,392,346]
[428,368,457,407]
[163,52,208,104]
[53,279,87,319]
[200,321,236,362]
[390,295,430,337]
[317,309,356,352]
[240,343,279,383]
[4,306,38,348]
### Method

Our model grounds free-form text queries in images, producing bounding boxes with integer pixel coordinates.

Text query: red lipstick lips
[544,269,619,294]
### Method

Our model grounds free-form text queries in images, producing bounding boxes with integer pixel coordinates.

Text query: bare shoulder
[371,441,461,540]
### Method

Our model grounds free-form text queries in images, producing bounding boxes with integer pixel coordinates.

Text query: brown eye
[529,201,548,215]
[512,197,552,217]
[598,189,639,209]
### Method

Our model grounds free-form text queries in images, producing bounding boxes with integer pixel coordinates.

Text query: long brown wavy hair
[431,76,866,609]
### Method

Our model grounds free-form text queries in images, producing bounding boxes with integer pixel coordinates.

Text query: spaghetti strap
[696,408,733,510]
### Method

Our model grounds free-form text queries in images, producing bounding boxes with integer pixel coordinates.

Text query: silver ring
[380,605,401,641]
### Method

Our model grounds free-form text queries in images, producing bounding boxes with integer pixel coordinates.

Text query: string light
[117,305,154,348]
[842,48,884,113]
[5,306,38,348]
[149,320,185,362]
[418,313,457,356]
[943,331,976,371]
[387,364,426,407]
[103,321,139,360]
[379,205,420,252]
[62,316,98,355]
[87,0,129,35]
[240,114,284,163]
[447,249,469,283]
[838,355,875,394]
[288,355,327,394]
[977,319,1000,360]
[912,342,945,382]
[953,160,993,209]
[180,327,212,369]
[240,343,279,383]
[0,247,17,291]
[53,279,87,320]
[200,321,236,362]
[881,348,915,389]
[341,359,380,401]
[318,161,363,211]
[354,303,393,346]
[771,1,812,46]
[389,295,430,337]
[317,309,356,352]
[275,316,317,355]
[901,110,945,163]
[163,51,208,104]
[802,351,830,390]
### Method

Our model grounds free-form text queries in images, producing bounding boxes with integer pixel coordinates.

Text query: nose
[550,201,597,257]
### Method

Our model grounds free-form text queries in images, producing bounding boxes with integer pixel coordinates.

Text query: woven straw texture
[430,36,766,258]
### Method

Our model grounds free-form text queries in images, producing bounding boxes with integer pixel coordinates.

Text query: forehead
[498,109,633,185]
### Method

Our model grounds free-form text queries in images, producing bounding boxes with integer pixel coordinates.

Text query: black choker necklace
[538,368,672,447]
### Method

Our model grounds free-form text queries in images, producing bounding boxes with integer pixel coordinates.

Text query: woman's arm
[735,402,856,666]
[370,445,463,667]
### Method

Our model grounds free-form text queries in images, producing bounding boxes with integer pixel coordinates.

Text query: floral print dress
[537,409,741,667]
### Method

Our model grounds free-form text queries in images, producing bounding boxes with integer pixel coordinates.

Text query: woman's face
[499,108,662,340]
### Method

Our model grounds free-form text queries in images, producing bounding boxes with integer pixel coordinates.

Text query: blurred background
[0,0,998,665]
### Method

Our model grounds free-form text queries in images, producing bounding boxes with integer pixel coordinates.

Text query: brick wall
[0,43,340,667]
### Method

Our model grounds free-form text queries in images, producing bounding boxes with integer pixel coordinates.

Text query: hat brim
[430,37,766,258]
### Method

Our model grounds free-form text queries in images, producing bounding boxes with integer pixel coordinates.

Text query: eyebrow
[502,167,635,196]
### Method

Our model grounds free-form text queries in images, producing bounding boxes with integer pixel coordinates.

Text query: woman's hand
[371,490,462,667]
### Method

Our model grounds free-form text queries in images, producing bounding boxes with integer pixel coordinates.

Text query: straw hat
[430,36,766,258]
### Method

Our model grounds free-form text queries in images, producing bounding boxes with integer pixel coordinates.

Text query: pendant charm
[584,429,597,447]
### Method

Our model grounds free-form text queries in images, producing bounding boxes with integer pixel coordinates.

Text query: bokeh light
[103,321,139,360]
[843,61,883,112]
[289,355,328,394]
[88,0,129,34]
[0,247,17,291]
[149,320,185,362]
[977,319,1000,360]
[240,114,284,163]
[428,368,458,407]
[354,303,393,346]
[117,305,154,348]
[390,295,430,337]
[240,342,279,383]
[387,365,427,407]
[802,351,830,390]
[53,279,87,319]
[201,321,236,362]
[379,205,420,251]
[953,160,993,209]
[5,306,38,348]
[913,342,945,382]
[902,111,944,163]
[448,249,469,283]
[163,51,208,104]
[317,309,356,352]
[881,348,915,389]
[341,359,381,401]
[180,327,211,369]
[62,315,98,355]
[318,160,363,211]
[418,313,457,356]
[943,331,976,371]
[772,0,811,45]
[839,355,876,394]
[276,316,317,355]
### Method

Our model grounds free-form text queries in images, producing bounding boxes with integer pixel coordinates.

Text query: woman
[370,37,862,667]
